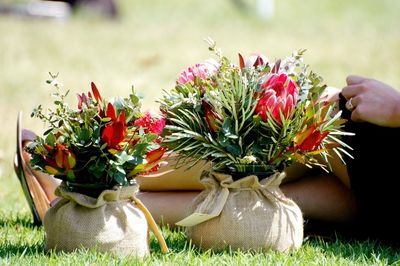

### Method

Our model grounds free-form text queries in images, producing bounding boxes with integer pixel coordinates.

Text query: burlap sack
[179,171,304,252]
[44,183,152,257]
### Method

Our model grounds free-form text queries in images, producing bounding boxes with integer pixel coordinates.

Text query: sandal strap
[15,111,50,225]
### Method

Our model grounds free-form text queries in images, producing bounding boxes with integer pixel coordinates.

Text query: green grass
[1,213,400,265]
[1,0,400,264]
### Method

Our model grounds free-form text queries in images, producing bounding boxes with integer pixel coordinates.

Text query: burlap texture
[186,171,304,252]
[44,183,150,257]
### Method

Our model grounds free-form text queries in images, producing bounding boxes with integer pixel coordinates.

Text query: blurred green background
[0,0,399,212]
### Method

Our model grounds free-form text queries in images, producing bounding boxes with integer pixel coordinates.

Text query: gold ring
[345,98,355,111]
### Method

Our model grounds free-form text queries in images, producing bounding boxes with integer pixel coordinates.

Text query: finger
[346,75,367,85]
[320,86,340,102]
[350,109,361,122]
[350,106,363,122]
[341,84,362,100]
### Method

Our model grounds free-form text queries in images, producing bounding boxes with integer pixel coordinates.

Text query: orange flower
[43,143,76,174]
[294,124,329,152]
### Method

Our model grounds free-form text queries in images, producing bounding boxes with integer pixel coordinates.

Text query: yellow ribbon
[131,195,169,254]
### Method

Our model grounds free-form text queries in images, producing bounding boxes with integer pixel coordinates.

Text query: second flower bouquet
[159,40,351,252]
[26,74,168,256]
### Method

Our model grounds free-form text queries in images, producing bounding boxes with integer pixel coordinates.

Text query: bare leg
[281,174,358,223]
[136,191,199,228]
[137,173,358,227]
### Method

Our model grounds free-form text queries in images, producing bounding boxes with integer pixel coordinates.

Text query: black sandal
[14,112,50,226]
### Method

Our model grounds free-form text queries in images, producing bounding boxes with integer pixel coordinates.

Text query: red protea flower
[294,123,329,152]
[101,103,127,150]
[255,73,298,125]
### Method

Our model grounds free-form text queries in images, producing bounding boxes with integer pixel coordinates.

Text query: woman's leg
[281,174,357,223]
[282,152,358,223]
[136,191,199,227]
[137,175,358,227]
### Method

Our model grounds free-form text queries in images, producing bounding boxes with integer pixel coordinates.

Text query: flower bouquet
[159,40,350,252]
[26,73,168,256]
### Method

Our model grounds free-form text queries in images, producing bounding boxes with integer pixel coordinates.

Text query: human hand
[341,75,400,127]
[320,86,341,103]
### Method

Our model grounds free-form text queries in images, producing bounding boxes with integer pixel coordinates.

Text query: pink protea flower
[176,59,219,85]
[255,73,298,125]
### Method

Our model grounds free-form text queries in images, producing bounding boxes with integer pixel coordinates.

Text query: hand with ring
[341,75,400,127]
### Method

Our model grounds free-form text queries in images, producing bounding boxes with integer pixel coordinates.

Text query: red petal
[298,130,328,151]
[55,149,64,168]
[107,103,117,121]
[205,110,219,132]
[44,157,58,168]
[77,93,83,109]
[284,95,294,117]
[271,59,281,73]
[238,53,245,69]
[91,82,102,102]
[146,147,166,164]
[101,120,127,149]
[101,125,113,147]
[254,56,264,67]
[118,109,126,123]
[43,144,54,152]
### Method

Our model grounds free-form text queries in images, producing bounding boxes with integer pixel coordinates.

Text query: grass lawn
[1,0,400,264]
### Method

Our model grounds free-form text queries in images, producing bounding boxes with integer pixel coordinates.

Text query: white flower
[239,155,258,164]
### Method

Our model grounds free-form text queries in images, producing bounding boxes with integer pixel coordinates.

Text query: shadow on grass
[305,234,400,264]
[0,213,45,258]
[303,218,400,264]
[0,242,45,258]
[0,213,37,228]
[150,227,189,253]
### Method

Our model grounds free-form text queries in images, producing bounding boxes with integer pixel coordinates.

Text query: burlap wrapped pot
[176,171,303,252]
[44,182,168,257]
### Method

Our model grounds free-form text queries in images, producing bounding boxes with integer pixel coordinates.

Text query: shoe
[14,112,50,226]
